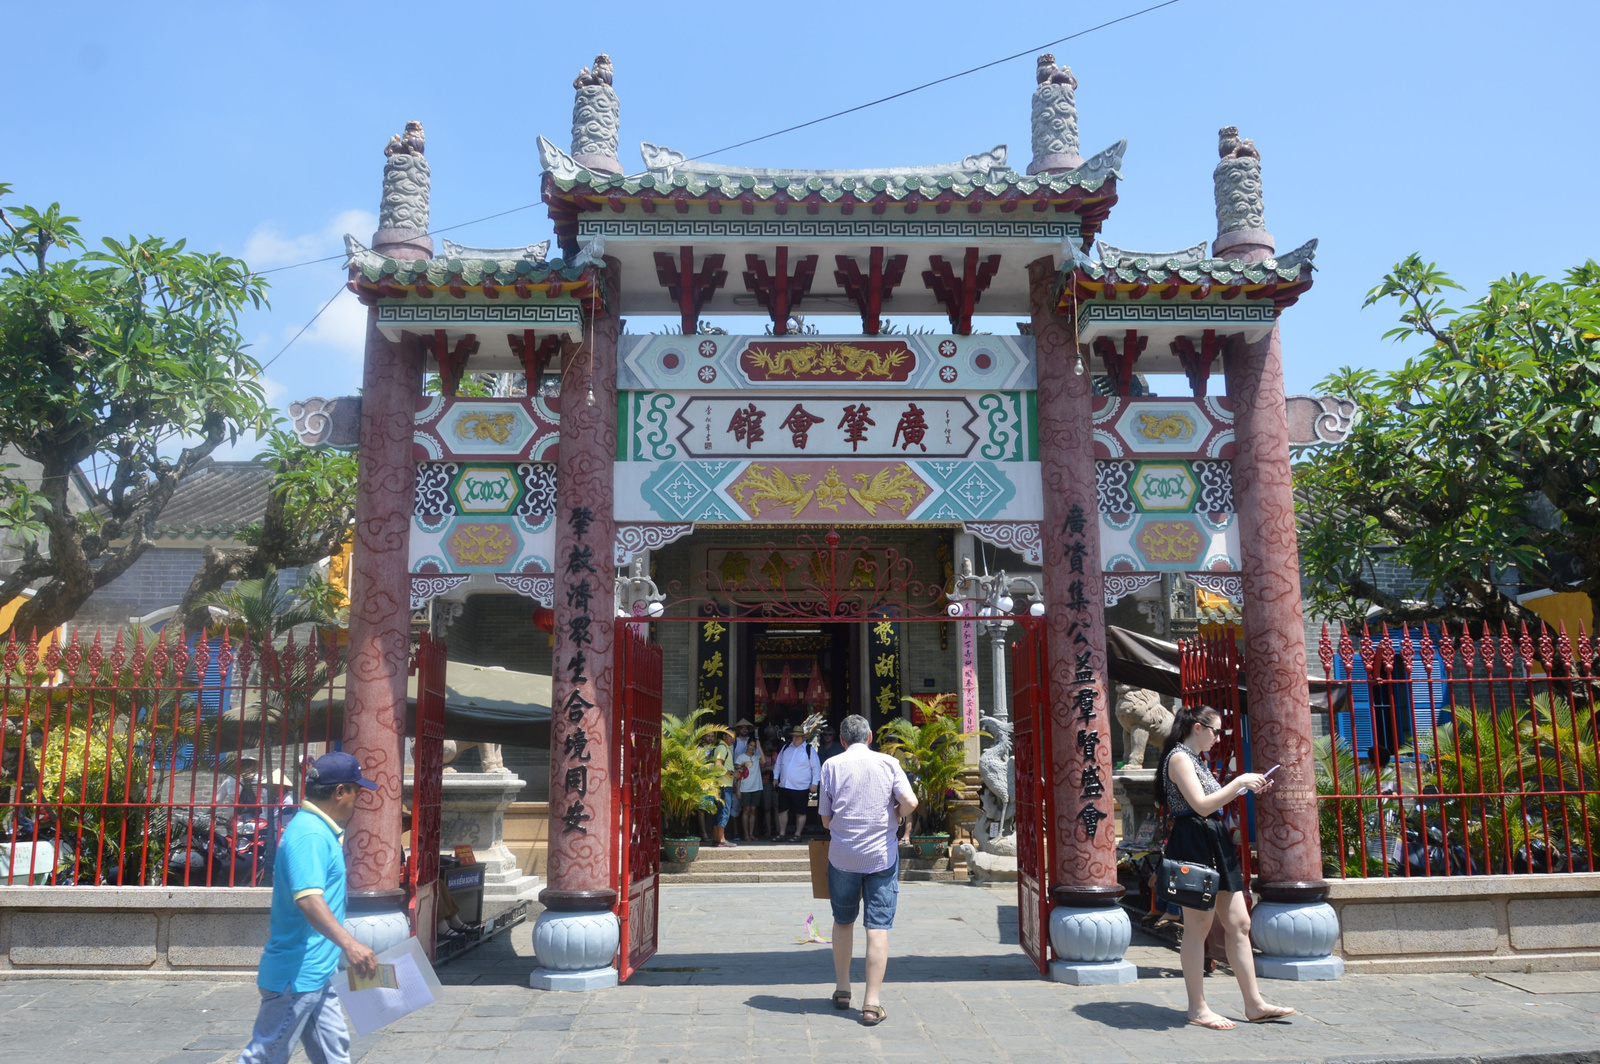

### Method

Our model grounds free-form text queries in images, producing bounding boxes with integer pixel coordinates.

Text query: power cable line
[692,0,1184,160]
[247,2,1183,283]
[260,283,345,372]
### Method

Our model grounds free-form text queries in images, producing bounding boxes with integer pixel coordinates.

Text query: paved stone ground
[4,882,1600,1063]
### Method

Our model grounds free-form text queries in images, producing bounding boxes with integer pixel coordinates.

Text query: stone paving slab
[1,882,1598,1063]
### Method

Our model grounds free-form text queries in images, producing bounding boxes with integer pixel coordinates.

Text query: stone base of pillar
[407,771,543,919]
[344,890,412,957]
[529,909,620,993]
[1250,900,1343,981]
[1048,904,1136,984]
[1049,958,1138,985]
[1255,954,1345,981]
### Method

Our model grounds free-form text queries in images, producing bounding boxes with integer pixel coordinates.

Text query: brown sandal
[831,990,851,1010]
[860,1004,886,1027]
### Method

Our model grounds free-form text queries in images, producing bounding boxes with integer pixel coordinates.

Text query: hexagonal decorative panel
[1130,461,1198,512]
[449,465,524,515]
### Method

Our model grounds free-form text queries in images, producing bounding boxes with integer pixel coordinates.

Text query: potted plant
[879,695,974,860]
[659,708,723,863]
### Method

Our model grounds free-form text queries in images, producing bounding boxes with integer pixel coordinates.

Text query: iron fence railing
[0,627,343,886]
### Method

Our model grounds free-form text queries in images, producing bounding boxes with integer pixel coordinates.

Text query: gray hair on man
[839,714,872,747]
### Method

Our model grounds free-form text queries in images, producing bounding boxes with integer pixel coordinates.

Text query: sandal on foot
[1246,1006,1295,1023]
[1188,1015,1235,1030]
[831,990,851,1010]
[861,1004,887,1027]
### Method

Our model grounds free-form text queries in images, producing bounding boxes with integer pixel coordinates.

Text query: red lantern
[805,661,829,709]
[775,664,799,704]
[533,607,555,633]
[753,662,769,708]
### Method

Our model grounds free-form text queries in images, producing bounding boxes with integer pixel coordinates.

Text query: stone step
[660,870,814,884]
[689,845,813,862]
[674,858,812,873]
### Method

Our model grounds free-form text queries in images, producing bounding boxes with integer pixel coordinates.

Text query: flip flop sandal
[861,1004,887,1027]
[1246,1007,1296,1023]
[1188,1016,1234,1030]
[831,990,851,1010]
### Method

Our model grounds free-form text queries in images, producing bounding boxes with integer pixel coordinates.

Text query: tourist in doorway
[1156,705,1296,1029]
[773,724,821,842]
[236,752,378,1064]
[759,738,779,839]
[733,720,764,842]
[817,724,845,766]
[707,726,738,848]
[818,714,916,1026]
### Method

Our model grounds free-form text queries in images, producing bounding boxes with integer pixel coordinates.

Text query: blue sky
[8,2,1598,457]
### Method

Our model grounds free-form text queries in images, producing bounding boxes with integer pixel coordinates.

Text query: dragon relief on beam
[729,462,927,520]
[454,411,517,445]
[741,341,914,382]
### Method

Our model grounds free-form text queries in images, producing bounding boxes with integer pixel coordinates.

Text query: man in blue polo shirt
[238,752,380,1064]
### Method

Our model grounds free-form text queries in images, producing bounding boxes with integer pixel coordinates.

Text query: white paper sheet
[333,935,442,1037]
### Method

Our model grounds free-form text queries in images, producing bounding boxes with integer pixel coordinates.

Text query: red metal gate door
[1011,619,1053,978]
[613,622,663,981]
[408,632,447,959]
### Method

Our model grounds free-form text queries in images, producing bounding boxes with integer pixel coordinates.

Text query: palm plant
[659,708,722,838]
[878,696,974,835]
[1312,734,1392,878]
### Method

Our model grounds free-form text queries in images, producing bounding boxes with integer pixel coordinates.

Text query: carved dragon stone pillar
[341,311,422,954]
[1216,129,1342,979]
[1029,257,1134,985]
[530,259,622,991]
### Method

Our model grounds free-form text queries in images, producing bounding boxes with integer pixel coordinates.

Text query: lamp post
[615,555,666,618]
[946,563,1045,722]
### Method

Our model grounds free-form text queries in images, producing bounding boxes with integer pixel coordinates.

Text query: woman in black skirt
[1155,704,1295,1030]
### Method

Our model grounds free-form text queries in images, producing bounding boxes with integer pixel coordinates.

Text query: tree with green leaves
[1296,255,1600,625]
[0,188,356,636]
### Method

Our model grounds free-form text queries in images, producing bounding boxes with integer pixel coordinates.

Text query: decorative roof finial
[372,120,432,260]
[570,53,621,176]
[1028,54,1081,175]
[1213,125,1272,259]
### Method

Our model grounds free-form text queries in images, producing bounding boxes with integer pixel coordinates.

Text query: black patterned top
[1164,745,1221,817]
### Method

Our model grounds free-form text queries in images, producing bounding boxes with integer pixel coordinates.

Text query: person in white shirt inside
[818,714,917,1027]
[772,724,821,842]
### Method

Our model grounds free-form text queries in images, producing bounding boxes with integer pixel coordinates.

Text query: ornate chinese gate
[613,621,664,981]
[1011,619,1053,977]
[408,632,448,958]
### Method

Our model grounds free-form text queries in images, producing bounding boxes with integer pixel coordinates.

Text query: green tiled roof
[1072,239,1318,286]
[539,136,1125,203]
[342,235,598,286]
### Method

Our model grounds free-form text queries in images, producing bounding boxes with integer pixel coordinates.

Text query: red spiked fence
[1310,620,1600,878]
[1179,620,1600,879]
[0,627,344,886]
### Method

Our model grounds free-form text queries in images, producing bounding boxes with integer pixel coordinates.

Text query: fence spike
[1499,620,1516,669]
[1556,620,1573,674]
[1578,621,1594,675]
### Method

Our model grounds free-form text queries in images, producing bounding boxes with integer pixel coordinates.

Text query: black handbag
[1160,857,1220,911]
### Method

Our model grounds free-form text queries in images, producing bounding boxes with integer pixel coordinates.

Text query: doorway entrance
[611,602,1054,983]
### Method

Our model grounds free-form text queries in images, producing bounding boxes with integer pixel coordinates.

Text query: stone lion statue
[1114,684,1174,769]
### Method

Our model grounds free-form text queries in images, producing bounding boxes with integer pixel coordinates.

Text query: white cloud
[243,209,376,270]
[303,287,370,362]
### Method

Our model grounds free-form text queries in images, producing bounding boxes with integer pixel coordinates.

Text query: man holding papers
[238,752,380,1064]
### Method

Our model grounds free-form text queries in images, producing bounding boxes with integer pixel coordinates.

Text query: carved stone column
[1029,257,1134,985]
[1215,128,1342,980]
[570,56,622,176]
[341,310,422,953]
[530,259,622,992]
[372,123,432,260]
[1028,56,1082,175]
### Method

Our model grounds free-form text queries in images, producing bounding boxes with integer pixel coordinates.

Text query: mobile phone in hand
[1264,764,1281,778]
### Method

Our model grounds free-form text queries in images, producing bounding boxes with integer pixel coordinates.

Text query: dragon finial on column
[1213,125,1268,250]
[372,120,432,260]
[1028,54,1081,175]
[570,53,622,176]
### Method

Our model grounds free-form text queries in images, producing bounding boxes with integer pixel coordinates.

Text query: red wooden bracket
[742,246,819,335]
[922,247,1001,335]
[1170,329,1220,397]
[833,247,908,335]
[428,329,479,397]
[652,245,728,335]
[506,330,571,387]
[1092,329,1148,396]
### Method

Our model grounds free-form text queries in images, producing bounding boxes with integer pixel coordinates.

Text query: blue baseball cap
[307,751,378,791]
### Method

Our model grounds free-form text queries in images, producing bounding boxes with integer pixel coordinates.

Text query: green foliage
[200,566,335,641]
[659,708,723,836]
[878,696,973,834]
[1296,255,1600,624]
[1312,735,1391,877]
[0,186,273,635]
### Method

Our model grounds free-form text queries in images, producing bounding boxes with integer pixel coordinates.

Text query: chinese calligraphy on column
[1062,502,1107,840]
[558,505,598,836]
